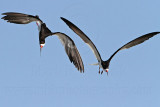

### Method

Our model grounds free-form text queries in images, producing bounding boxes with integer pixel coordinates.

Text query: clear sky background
[0,0,160,107]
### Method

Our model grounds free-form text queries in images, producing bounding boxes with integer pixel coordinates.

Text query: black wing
[52,32,84,72]
[108,32,160,62]
[1,12,43,24]
[61,17,102,63]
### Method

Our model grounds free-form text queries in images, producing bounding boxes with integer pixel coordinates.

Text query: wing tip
[1,17,4,19]
[60,17,71,25]
[1,12,11,15]
[60,17,65,20]
[154,32,160,35]
[79,67,84,73]
[147,31,160,35]
[1,12,13,15]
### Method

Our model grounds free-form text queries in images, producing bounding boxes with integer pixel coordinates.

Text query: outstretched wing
[108,32,160,62]
[1,12,43,24]
[61,17,102,63]
[52,32,84,73]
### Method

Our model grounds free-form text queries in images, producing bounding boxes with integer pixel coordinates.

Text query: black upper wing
[61,17,102,63]
[108,32,160,62]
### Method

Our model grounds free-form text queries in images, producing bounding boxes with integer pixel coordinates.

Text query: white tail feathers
[89,63,99,66]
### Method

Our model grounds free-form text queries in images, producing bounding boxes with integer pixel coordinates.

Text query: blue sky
[0,0,160,107]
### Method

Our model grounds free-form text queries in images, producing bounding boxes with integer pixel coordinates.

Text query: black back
[39,23,52,44]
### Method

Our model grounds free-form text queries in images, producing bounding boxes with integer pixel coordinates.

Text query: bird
[61,17,160,74]
[1,12,84,72]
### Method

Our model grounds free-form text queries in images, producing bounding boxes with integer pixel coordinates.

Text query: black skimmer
[61,17,160,74]
[1,12,84,72]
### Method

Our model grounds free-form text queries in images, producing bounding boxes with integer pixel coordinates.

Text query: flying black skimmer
[1,12,84,72]
[61,17,160,74]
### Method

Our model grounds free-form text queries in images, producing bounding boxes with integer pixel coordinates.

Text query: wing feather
[61,17,102,62]
[108,32,160,61]
[1,12,43,24]
[2,12,29,16]
[52,32,84,72]
[60,17,160,64]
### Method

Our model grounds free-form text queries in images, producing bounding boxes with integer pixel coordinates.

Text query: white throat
[40,44,45,47]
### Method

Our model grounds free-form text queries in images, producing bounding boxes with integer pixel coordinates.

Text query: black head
[101,60,110,73]
[40,40,45,45]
